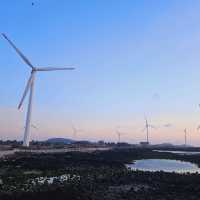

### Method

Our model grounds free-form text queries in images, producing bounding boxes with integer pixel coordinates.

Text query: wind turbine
[116,126,126,143]
[2,33,75,147]
[116,130,121,143]
[184,128,187,146]
[31,124,38,130]
[72,125,83,140]
[142,117,155,144]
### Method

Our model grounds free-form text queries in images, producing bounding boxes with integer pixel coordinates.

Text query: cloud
[163,123,173,128]
[152,93,160,101]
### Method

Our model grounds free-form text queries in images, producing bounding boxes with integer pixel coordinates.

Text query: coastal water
[153,150,200,155]
[126,159,200,173]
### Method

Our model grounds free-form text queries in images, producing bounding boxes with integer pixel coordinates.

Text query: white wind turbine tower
[142,117,155,144]
[2,33,75,147]
[184,128,187,146]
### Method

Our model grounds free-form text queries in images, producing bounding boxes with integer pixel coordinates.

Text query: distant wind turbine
[72,125,83,140]
[24,124,38,141]
[21,124,38,130]
[31,124,38,130]
[116,126,126,143]
[116,130,121,143]
[2,33,75,147]
[184,128,187,146]
[142,117,155,144]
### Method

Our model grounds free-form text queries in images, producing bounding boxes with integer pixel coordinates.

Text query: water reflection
[126,159,200,173]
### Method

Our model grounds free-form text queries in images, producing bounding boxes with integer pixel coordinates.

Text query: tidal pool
[126,159,200,173]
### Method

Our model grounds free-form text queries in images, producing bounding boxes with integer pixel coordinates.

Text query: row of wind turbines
[116,118,199,147]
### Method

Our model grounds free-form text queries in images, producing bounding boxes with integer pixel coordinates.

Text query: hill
[46,138,74,144]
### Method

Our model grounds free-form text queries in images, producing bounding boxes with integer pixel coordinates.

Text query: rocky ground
[0,148,200,200]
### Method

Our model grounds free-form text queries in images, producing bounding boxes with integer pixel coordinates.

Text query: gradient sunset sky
[1,0,200,145]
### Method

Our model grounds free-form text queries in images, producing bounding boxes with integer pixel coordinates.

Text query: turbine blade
[31,124,38,130]
[36,67,75,71]
[149,125,156,129]
[18,74,33,109]
[2,33,34,69]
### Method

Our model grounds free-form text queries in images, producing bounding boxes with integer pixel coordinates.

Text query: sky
[1,0,200,145]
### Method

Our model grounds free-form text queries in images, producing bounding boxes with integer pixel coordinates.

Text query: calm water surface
[154,150,200,155]
[126,159,200,173]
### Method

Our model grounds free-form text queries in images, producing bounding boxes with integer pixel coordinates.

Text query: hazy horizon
[1,1,200,145]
